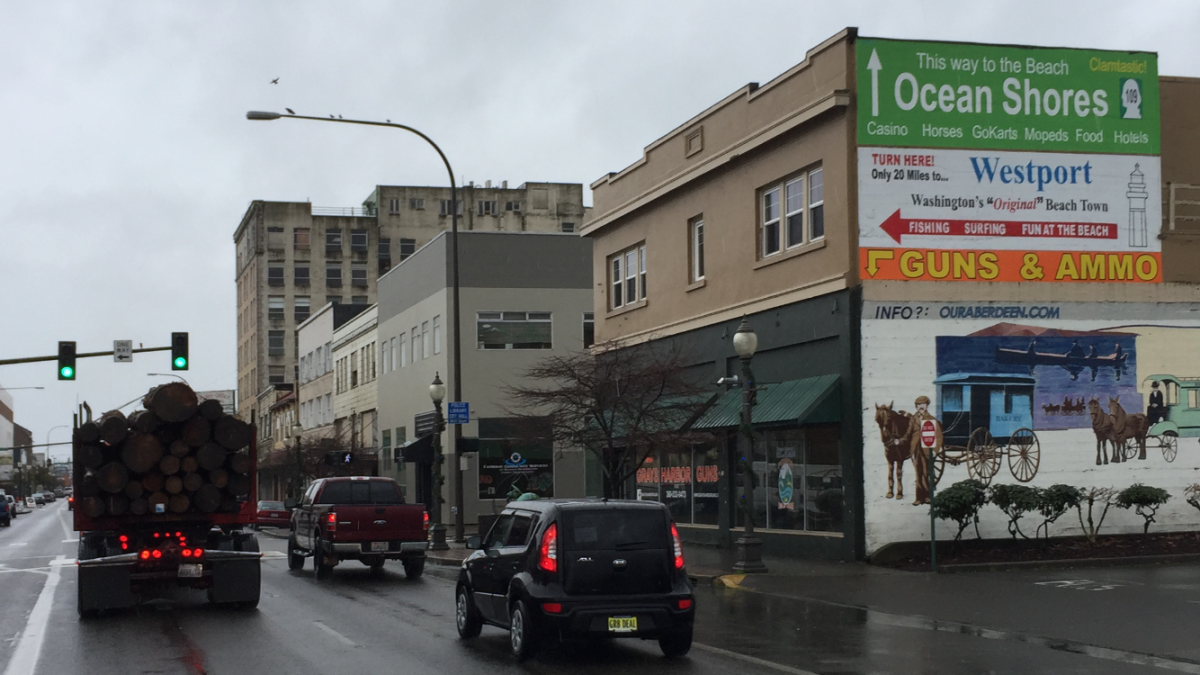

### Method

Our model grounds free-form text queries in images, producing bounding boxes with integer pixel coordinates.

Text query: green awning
[692,374,840,430]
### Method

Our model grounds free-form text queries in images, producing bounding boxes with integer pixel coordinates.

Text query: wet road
[0,502,1190,674]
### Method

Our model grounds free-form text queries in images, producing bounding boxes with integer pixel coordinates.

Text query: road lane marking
[693,643,820,675]
[61,539,79,544]
[55,510,73,540]
[313,620,357,647]
[3,555,66,675]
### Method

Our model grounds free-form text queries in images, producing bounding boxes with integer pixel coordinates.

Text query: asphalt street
[0,502,1193,674]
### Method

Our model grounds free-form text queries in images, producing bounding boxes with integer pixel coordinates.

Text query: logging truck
[73,383,262,616]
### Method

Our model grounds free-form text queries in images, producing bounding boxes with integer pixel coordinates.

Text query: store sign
[859,147,1161,282]
[856,38,1160,154]
[477,440,553,499]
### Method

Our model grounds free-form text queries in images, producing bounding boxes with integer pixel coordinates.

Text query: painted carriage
[931,373,1041,486]
[1138,374,1200,462]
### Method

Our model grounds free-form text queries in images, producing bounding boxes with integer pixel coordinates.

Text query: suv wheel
[509,599,538,661]
[455,586,482,639]
[659,626,693,658]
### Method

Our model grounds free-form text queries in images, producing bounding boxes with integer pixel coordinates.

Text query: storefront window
[477,439,554,500]
[737,425,843,532]
[635,446,720,525]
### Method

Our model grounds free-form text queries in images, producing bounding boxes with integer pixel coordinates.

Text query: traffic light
[57,341,76,380]
[171,332,189,370]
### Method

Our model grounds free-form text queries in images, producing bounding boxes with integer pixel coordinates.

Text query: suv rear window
[561,509,668,551]
[316,480,404,505]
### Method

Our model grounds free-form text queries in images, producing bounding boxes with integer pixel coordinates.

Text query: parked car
[34,494,45,506]
[255,500,291,529]
[288,476,428,579]
[455,499,694,661]
[13,497,30,515]
[42,492,55,503]
[0,499,10,526]
[53,488,65,498]
[4,495,17,519]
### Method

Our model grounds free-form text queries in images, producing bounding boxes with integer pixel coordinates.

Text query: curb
[936,551,1200,573]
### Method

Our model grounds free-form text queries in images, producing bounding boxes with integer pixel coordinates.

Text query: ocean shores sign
[856,38,1160,154]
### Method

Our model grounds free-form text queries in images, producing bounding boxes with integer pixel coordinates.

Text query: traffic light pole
[0,346,170,367]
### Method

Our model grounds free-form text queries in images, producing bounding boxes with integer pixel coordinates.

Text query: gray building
[233,182,587,424]
[375,231,593,527]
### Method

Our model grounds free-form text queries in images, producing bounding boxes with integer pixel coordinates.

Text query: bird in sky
[329,114,334,118]
[270,78,279,84]
[285,108,295,114]
[337,115,342,119]
[386,119,391,123]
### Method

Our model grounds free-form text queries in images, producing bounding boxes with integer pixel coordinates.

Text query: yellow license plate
[607,617,637,632]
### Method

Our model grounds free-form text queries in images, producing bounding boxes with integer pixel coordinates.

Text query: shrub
[1036,484,1083,540]
[1076,487,1116,543]
[1115,484,1171,534]
[988,484,1041,540]
[931,479,988,541]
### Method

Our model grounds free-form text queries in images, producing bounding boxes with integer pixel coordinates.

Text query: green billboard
[856,38,1159,154]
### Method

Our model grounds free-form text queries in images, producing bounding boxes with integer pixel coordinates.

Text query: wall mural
[862,300,1200,554]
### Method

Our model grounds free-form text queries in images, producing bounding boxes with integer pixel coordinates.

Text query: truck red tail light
[182,549,192,558]
[326,512,337,532]
[670,523,685,570]
[542,602,563,614]
[538,523,558,573]
[151,549,163,559]
[139,550,150,560]
[423,511,429,531]
[677,598,693,610]
[193,548,203,558]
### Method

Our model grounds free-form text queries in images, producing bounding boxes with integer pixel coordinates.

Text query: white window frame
[690,218,704,281]
[421,321,430,359]
[388,198,400,214]
[762,165,824,256]
[400,332,408,367]
[411,327,420,362]
[808,167,824,242]
[433,316,442,355]
[761,187,781,258]
[609,244,647,310]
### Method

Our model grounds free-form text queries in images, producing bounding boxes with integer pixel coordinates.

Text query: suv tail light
[670,523,685,570]
[326,511,337,532]
[538,523,558,573]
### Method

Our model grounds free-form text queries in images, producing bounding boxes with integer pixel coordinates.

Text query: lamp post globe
[733,317,758,358]
[429,374,446,405]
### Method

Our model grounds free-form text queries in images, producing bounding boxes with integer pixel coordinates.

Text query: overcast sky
[2,1,1197,461]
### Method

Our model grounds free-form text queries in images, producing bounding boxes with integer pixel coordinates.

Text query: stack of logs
[74,383,253,518]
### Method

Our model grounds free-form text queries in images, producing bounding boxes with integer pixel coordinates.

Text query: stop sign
[920,419,937,449]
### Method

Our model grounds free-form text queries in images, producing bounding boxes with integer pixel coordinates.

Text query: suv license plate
[607,617,637,632]
[178,564,202,578]
[370,541,388,552]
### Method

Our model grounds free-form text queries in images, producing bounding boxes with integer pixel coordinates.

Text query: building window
[809,167,824,241]
[388,198,400,214]
[639,246,646,299]
[690,217,704,281]
[350,352,359,388]
[400,332,408,367]
[325,228,342,252]
[294,228,310,249]
[379,238,392,274]
[477,200,497,216]
[268,296,285,321]
[382,338,390,374]
[326,264,342,287]
[382,429,391,451]
[268,365,286,384]
[439,200,462,216]
[268,330,285,356]
[432,316,441,354]
[421,321,430,359]
[399,238,416,261]
[351,295,368,304]
[389,336,397,371]
[351,262,368,287]
[561,222,575,233]
[583,312,595,349]
[268,265,284,287]
[295,296,310,323]
[294,263,310,287]
[609,245,647,309]
[351,229,368,252]
[763,165,823,255]
[327,295,342,306]
[506,201,522,212]
[477,311,552,350]
[410,327,419,362]
[409,198,425,210]
[761,187,781,257]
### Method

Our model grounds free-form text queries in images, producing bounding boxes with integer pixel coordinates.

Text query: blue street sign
[447,401,470,425]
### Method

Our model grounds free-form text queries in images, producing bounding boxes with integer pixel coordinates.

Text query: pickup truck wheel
[658,626,693,658]
[402,557,424,580]
[287,535,305,571]
[509,599,538,661]
[314,537,334,580]
[455,586,482,639]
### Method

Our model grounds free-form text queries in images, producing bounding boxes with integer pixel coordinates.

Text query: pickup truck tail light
[326,511,337,532]
[423,511,429,531]
[671,523,685,570]
[538,523,558,573]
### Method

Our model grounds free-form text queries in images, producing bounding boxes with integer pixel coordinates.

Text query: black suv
[455,499,694,660]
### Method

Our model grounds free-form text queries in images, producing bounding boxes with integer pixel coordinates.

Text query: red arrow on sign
[878,209,1117,244]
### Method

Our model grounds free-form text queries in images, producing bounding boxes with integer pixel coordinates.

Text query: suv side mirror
[466,535,481,550]
[284,498,298,509]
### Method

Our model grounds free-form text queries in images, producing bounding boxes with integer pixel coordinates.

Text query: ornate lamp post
[732,317,767,573]
[428,373,449,551]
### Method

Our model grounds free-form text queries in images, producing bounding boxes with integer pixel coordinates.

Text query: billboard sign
[857,38,1160,154]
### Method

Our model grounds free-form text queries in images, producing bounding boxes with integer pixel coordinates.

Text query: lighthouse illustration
[1127,164,1148,248]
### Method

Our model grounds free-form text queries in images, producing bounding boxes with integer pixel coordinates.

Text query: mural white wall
[862,299,1200,555]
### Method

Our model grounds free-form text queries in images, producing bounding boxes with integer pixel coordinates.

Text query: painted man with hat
[906,395,942,506]
[1148,381,1167,425]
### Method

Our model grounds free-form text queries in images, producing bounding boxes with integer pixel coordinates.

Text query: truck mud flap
[208,553,261,604]
[79,564,136,612]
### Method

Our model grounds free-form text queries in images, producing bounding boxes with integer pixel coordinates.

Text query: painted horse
[1109,396,1149,461]
[1087,397,1115,465]
[874,402,913,500]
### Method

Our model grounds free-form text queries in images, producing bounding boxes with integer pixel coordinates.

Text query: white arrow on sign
[868,48,882,117]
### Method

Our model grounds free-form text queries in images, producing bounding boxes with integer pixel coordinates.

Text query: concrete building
[583,28,1200,560]
[330,304,380,474]
[233,182,587,426]
[0,388,12,482]
[376,231,593,526]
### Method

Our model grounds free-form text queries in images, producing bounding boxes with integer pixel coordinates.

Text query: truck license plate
[178,564,202,578]
[370,541,388,552]
[607,617,637,632]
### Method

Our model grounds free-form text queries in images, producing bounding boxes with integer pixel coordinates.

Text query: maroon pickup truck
[287,476,428,579]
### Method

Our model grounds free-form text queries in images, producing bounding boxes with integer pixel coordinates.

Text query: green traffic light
[60,366,74,379]
[174,356,187,369]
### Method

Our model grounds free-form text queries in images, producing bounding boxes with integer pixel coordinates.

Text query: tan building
[234,182,587,427]
[584,28,1200,560]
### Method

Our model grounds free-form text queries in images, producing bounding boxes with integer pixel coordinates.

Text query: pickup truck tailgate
[330,504,426,542]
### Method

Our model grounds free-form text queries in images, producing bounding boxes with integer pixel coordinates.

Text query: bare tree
[504,338,715,499]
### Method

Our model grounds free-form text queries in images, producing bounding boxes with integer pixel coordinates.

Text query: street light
[732,317,767,573]
[148,372,191,385]
[428,373,449,551]
[248,110,467,542]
